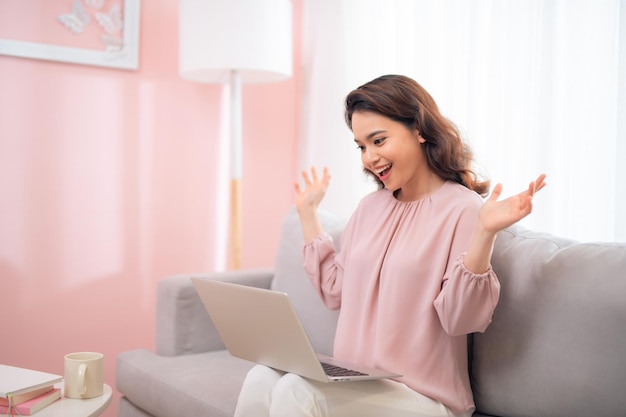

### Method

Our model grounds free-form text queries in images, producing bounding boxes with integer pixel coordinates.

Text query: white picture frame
[0,0,141,71]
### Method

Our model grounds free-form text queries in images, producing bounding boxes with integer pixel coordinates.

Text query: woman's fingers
[300,166,331,190]
[301,170,311,187]
[311,166,319,183]
[533,174,547,194]
[489,183,503,202]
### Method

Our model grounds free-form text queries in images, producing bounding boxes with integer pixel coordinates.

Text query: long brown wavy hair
[345,75,490,197]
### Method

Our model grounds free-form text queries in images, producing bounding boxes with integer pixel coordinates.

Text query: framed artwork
[0,0,141,70]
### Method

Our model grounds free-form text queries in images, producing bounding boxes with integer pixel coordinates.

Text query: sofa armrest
[155,268,275,356]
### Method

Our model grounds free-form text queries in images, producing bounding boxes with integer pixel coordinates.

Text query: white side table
[35,383,112,417]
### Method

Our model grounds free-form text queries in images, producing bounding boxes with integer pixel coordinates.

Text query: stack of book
[0,364,63,415]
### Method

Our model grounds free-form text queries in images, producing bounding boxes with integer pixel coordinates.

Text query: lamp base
[228,177,242,270]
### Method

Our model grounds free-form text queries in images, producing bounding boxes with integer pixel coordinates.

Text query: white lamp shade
[179,0,293,84]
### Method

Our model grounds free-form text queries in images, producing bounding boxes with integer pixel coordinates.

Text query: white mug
[64,352,104,399]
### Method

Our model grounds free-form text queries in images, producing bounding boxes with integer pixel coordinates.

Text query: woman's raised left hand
[478,174,547,234]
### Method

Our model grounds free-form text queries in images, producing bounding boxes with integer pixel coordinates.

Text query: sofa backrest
[472,225,626,417]
[270,207,345,356]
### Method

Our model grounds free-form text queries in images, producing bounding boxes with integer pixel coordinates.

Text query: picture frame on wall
[0,0,141,70]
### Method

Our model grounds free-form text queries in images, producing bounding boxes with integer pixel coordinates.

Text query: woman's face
[352,111,431,201]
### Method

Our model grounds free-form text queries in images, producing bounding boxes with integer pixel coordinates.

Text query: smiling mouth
[377,164,392,180]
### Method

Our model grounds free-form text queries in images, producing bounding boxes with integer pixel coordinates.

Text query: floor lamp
[179,0,293,269]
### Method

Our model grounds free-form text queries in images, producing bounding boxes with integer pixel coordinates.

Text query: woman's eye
[374,137,385,145]
[356,145,365,151]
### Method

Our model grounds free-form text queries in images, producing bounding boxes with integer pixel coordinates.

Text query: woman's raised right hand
[294,166,331,213]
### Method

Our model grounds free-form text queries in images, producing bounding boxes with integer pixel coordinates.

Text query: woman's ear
[415,130,426,144]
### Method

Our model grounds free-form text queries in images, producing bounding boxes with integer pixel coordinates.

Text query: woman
[234,75,546,417]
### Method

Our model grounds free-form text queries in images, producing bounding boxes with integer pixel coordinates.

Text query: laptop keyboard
[321,362,368,377]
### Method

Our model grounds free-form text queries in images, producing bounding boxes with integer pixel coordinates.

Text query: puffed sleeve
[432,195,501,336]
[302,232,343,310]
[433,253,501,336]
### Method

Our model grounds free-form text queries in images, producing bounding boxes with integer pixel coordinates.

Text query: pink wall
[0,2,302,416]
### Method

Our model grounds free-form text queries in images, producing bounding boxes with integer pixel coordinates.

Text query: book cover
[0,365,63,398]
[0,385,54,406]
[0,388,61,415]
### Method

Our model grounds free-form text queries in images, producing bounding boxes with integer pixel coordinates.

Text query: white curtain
[300,0,625,242]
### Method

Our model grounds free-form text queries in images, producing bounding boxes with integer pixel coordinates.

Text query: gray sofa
[116,207,626,417]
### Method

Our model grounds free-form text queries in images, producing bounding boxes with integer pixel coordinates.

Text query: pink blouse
[302,181,501,414]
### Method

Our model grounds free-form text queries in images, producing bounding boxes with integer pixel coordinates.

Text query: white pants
[234,365,474,417]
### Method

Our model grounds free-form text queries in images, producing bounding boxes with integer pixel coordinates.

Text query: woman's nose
[363,147,379,164]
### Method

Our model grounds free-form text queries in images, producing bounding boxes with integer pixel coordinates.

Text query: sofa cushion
[270,207,345,355]
[117,349,254,417]
[472,225,626,417]
[118,397,154,417]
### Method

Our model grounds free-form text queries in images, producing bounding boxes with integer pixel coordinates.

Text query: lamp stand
[228,69,243,270]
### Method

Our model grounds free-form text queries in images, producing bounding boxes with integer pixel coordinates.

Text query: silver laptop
[191,277,402,383]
